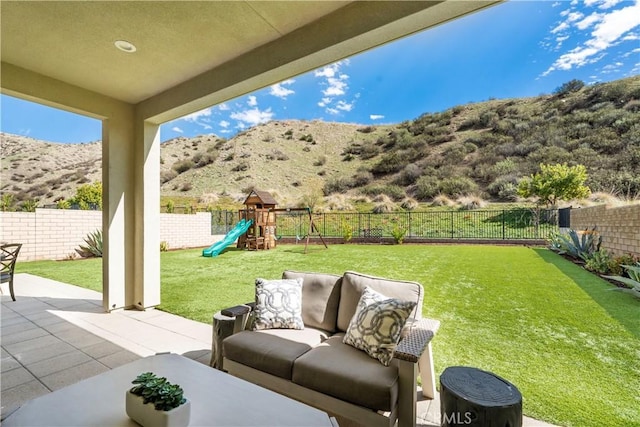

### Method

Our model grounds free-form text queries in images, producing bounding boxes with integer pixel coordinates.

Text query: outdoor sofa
[221,270,440,427]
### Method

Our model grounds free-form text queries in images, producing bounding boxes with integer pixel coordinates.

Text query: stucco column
[132,121,161,309]
[102,115,134,311]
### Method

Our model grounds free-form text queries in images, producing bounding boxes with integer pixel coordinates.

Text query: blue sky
[1,0,639,144]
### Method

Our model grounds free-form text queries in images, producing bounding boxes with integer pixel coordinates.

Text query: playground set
[202,190,327,257]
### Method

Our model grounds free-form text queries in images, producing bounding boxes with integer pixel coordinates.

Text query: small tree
[518,163,590,208]
[553,79,585,97]
[71,182,102,210]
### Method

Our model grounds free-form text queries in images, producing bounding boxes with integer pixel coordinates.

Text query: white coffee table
[3,353,336,426]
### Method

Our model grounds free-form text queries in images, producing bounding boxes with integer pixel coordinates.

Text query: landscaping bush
[172,160,194,174]
[438,177,478,197]
[76,229,102,258]
[415,175,439,201]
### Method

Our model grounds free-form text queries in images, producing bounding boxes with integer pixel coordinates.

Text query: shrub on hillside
[371,152,409,175]
[180,182,193,192]
[431,194,456,207]
[172,159,194,173]
[457,195,488,210]
[415,175,439,201]
[357,126,376,133]
[313,155,327,166]
[351,170,374,187]
[394,163,422,186]
[232,162,249,172]
[371,200,398,213]
[400,197,419,210]
[161,170,178,184]
[323,178,352,195]
[438,177,478,197]
[553,79,585,97]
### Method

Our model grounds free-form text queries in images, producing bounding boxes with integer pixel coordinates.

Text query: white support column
[102,114,134,311]
[132,120,161,309]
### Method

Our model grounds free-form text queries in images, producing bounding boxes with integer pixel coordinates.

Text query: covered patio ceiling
[1,1,499,121]
[1,1,500,311]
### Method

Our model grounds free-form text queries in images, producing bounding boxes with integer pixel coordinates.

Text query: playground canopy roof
[244,190,278,208]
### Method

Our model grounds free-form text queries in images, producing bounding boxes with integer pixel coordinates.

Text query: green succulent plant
[548,227,602,260]
[130,372,186,411]
[603,263,640,298]
[76,229,103,258]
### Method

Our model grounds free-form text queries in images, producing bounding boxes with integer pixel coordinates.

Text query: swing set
[271,207,328,254]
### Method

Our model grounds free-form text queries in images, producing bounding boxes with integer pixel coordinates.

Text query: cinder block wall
[0,209,217,261]
[570,204,640,257]
[159,212,216,250]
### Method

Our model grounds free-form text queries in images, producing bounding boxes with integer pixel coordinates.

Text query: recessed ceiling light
[114,40,137,53]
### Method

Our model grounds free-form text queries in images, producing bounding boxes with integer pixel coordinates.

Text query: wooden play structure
[237,190,277,250]
[237,190,327,253]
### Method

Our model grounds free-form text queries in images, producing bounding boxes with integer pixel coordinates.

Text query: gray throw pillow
[343,286,416,366]
[253,278,304,330]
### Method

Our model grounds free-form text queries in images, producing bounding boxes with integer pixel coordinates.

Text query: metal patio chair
[1,243,23,301]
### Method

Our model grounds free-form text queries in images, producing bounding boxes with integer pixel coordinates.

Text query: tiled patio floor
[1,274,556,426]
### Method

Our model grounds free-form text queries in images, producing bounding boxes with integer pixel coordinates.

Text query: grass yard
[18,244,640,427]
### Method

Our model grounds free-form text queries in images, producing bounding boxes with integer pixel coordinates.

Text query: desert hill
[1,75,639,210]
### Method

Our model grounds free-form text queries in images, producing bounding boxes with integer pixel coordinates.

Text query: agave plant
[549,227,602,260]
[603,263,640,298]
[76,229,103,258]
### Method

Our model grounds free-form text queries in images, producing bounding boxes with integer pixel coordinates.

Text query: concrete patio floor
[1,274,556,426]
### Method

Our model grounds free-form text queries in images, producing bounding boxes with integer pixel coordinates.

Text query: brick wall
[0,209,220,261]
[570,204,640,257]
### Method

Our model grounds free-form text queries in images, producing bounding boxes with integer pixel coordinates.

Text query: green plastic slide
[202,219,253,257]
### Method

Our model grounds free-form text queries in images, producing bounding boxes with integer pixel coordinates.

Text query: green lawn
[18,244,640,427]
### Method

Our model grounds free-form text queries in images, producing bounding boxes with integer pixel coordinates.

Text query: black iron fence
[209,208,557,240]
[278,209,557,240]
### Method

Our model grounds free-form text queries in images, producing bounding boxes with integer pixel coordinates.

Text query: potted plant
[126,372,190,427]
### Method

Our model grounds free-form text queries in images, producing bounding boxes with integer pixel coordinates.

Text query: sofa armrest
[221,302,255,333]
[394,318,440,363]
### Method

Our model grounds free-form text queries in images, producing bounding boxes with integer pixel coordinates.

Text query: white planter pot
[126,392,191,427]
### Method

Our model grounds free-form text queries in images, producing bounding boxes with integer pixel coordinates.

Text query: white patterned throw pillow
[253,278,304,330]
[343,286,416,366]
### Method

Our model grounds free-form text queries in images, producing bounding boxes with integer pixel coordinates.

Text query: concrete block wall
[570,204,640,257]
[159,212,216,250]
[0,209,216,261]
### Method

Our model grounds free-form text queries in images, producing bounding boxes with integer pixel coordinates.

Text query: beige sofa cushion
[282,270,342,333]
[337,271,424,332]
[292,333,399,411]
[223,327,330,380]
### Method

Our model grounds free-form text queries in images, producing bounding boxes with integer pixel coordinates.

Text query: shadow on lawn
[533,248,640,339]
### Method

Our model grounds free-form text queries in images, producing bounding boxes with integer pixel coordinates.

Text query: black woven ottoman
[440,366,522,427]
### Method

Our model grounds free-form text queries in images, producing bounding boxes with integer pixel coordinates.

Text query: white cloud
[542,1,640,76]
[551,22,569,34]
[315,61,350,97]
[326,108,339,115]
[218,103,230,111]
[247,96,257,107]
[172,127,183,133]
[219,120,230,128]
[567,12,584,22]
[270,79,295,99]
[576,12,603,30]
[230,108,274,127]
[323,77,348,96]
[336,100,353,112]
[370,114,385,120]
[182,108,212,122]
[597,0,625,9]
[552,1,561,7]
[556,35,570,42]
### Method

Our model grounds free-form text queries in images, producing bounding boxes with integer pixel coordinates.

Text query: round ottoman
[440,366,522,427]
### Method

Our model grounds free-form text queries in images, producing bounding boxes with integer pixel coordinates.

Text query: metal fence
[276,209,558,240]
[210,210,237,234]
[209,209,557,240]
